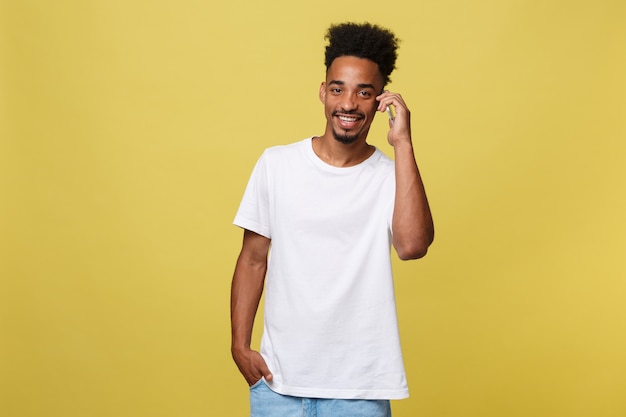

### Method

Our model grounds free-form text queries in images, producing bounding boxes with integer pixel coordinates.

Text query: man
[231,22,434,417]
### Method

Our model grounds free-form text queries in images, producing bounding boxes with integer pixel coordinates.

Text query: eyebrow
[328,80,376,90]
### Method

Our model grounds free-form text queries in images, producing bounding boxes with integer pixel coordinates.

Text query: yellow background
[1,1,625,416]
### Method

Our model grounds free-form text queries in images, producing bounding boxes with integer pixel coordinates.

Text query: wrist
[392,139,414,152]
[231,339,252,354]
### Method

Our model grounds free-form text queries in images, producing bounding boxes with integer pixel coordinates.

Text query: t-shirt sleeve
[233,151,271,239]
[385,167,396,235]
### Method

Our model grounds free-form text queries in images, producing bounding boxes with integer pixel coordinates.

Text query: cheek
[324,101,336,118]
[364,101,379,117]
[324,97,339,112]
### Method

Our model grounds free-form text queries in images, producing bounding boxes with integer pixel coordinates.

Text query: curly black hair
[324,22,400,86]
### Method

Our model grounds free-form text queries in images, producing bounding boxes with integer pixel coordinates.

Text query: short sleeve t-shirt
[234,138,408,400]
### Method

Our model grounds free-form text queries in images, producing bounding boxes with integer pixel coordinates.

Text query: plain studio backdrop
[1,1,625,416]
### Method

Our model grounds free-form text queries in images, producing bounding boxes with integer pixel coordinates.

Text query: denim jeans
[249,379,392,417]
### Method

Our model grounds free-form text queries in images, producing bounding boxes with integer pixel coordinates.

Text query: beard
[331,110,365,145]
[332,129,360,145]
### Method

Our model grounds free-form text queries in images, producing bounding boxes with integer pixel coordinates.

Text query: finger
[256,358,273,381]
[247,369,270,386]
[376,92,390,108]
[378,95,403,113]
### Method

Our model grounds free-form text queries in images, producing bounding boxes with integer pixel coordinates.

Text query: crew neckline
[305,137,379,173]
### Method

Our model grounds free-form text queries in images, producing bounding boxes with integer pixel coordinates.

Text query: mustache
[332,110,365,118]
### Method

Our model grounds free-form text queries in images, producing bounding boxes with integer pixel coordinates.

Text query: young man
[231,22,434,417]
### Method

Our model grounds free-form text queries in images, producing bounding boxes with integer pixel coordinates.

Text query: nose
[339,93,357,112]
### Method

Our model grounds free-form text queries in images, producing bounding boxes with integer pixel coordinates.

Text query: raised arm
[377,91,434,260]
[230,229,273,385]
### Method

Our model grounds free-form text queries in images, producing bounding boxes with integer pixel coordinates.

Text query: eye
[331,88,342,94]
[359,90,372,98]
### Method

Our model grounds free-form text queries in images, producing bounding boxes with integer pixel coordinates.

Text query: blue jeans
[249,379,392,417]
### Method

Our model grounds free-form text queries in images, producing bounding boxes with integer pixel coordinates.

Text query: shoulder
[259,138,310,165]
[370,148,395,173]
[264,138,309,155]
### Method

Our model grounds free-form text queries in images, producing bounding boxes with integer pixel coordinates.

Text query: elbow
[394,231,434,261]
[397,245,428,260]
[395,238,432,260]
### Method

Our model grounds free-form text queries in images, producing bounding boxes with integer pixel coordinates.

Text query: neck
[312,134,375,167]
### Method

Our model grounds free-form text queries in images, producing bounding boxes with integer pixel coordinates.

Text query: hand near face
[376,91,412,147]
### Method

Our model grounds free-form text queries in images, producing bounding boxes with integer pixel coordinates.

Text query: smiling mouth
[333,112,364,129]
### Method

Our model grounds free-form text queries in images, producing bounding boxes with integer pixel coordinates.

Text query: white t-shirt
[234,137,408,400]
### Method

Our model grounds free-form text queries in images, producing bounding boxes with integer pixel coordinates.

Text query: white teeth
[339,116,357,122]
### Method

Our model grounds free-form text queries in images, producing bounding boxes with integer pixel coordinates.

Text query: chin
[332,130,360,145]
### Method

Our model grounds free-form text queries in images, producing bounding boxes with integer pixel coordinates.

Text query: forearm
[230,230,274,385]
[392,141,434,260]
[230,251,267,352]
[375,90,434,259]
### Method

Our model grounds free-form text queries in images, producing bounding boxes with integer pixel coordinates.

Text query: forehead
[326,56,383,87]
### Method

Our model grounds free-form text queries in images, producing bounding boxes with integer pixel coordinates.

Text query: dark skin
[230,229,272,385]
[231,55,434,386]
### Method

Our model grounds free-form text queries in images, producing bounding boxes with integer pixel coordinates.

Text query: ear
[319,82,326,103]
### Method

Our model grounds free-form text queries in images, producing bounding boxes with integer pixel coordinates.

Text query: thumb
[251,352,273,382]
[257,359,273,381]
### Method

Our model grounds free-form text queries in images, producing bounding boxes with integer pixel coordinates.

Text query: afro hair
[324,22,400,86]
